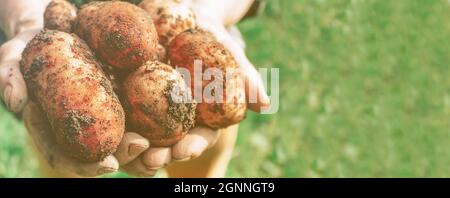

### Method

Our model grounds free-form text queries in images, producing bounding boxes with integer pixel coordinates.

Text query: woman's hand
[23,101,151,177]
[0,29,39,112]
[0,0,52,112]
[1,0,269,178]
[120,0,270,177]
[121,126,220,177]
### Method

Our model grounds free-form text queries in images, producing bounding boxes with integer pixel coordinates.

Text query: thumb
[0,29,41,112]
[239,59,270,112]
[0,59,28,112]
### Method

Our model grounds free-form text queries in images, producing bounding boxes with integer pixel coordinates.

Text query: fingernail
[3,85,13,110]
[173,156,191,162]
[3,84,26,112]
[97,167,117,175]
[138,172,155,178]
[128,143,146,156]
[145,166,162,171]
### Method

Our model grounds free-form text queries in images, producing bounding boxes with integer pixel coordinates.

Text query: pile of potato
[20,0,246,162]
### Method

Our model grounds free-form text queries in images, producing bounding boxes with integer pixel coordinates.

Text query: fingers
[73,155,119,177]
[126,127,219,176]
[0,60,28,112]
[227,26,246,49]
[240,59,271,112]
[226,25,270,111]
[141,147,172,169]
[23,102,119,177]
[122,158,157,178]
[114,132,150,165]
[0,29,41,112]
[0,41,29,112]
[172,126,219,161]
[195,19,270,112]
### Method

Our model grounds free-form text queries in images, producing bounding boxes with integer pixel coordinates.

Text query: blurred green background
[2,0,450,177]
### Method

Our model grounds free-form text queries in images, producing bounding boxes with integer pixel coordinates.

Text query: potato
[123,61,196,147]
[168,29,246,129]
[139,0,196,47]
[73,1,159,69]
[20,30,125,162]
[44,0,77,32]
[156,44,168,63]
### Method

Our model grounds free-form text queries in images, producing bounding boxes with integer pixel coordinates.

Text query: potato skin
[20,30,125,162]
[123,62,196,147]
[168,29,246,129]
[44,0,77,32]
[156,44,167,63]
[139,0,196,47]
[74,1,159,69]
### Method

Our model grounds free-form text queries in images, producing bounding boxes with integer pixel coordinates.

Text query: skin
[24,101,150,177]
[44,0,77,32]
[20,30,125,162]
[123,62,196,147]
[169,29,247,129]
[0,0,138,176]
[73,1,159,69]
[192,0,270,112]
[0,0,269,177]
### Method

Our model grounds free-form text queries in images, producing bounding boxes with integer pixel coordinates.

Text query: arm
[0,0,51,39]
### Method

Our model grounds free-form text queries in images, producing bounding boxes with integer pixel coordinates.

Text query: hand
[0,29,39,112]
[0,0,52,112]
[121,126,220,177]
[23,101,150,177]
[120,25,269,178]
[1,0,268,178]
[192,4,270,112]
[0,29,150,178]
[120,1,270,177]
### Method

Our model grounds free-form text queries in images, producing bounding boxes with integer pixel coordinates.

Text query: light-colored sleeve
[0,0,51,39]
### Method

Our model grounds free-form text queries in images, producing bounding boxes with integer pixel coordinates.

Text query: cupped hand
[121,126,220,177]
[121,23,270,177]
[23,101,150,177]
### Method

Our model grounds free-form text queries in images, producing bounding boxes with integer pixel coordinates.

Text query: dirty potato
[20,30,125,162]
[139,0,196,47]
[74,1,159,69]
[156,44,167,63]
[168,29,246,129]
[123,61,196,147]
[44,0,77,32]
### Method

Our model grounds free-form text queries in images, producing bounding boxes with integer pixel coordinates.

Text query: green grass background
[1,0,450,177]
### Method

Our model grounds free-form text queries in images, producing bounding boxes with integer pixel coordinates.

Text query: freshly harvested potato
[139,0,196,47]
[74,1,159,69]
[168,29,246,129]
[156,44,167,63]
[44,0,77,32]
[123,61,196,147]
[20,30,125,162]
